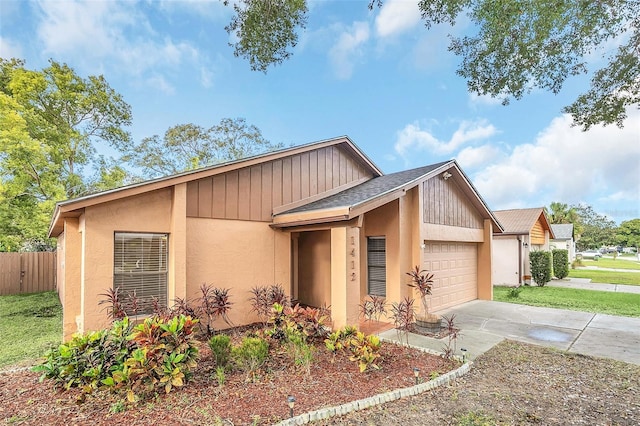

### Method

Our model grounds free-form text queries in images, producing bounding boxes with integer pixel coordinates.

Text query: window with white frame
[114,232,168,314]
[367,236,386,297]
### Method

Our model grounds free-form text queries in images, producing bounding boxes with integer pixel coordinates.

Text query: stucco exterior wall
[185,217,290,329]
[80,188,174,334]
[362,200,401,305]
[297,230,331,308]
[492,236,521,286]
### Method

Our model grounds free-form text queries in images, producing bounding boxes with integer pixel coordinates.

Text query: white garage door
[423,242,477,312]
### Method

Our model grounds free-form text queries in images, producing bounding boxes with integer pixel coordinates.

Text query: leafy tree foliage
[125,118,283,179]
[572,204,616,251]
[225,0,308,73]
[0,59,132,250]
[229,0,637,129]
[412,0,639,129]
[545,201,583,237]
[616,219,640,249]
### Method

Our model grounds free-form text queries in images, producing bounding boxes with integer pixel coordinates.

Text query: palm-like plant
[406,266,434,316]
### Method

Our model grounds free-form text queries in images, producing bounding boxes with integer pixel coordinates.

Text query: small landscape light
[461,348,468,362]
[413,367,420,385]
[287,395,296,418]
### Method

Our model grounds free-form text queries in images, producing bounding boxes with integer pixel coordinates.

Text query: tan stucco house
[49,136,502,340]
[492,207,555,286]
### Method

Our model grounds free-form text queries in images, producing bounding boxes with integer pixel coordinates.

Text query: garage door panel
[423,242,477,312]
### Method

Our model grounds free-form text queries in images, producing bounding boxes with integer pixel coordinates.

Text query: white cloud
[34,0,212,88]
[0,37,22,58]
[375,0,421,38]
[147,74,175,95]
[457,144,504,169]
[328,21,370,80]
[472,109,640,216]
[394,119,498,159]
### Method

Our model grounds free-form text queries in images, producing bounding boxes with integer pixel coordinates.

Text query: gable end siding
[531,220,546,244]
[186,145,374,221]
[422,177,483,229]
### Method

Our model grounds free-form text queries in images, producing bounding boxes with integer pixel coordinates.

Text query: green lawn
[581,258,640,270]
[494,286,640,317]
[0,291,62,369]
[568,269,640,286]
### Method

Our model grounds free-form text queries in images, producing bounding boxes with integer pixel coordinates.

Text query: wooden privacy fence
[0,252,57,295]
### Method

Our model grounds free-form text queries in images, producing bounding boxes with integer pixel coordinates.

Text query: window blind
[367,236,386,297]
[114,232,168,314]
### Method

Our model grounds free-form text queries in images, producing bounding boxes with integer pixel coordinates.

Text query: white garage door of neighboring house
[423,242,477,312]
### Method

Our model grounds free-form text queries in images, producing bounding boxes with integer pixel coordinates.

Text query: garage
[423,242,477,312]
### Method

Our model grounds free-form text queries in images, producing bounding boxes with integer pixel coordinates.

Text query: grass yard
[581,258,640,270]
[0,291,62,369]
[568,269,640,285]
[494,285,640,317]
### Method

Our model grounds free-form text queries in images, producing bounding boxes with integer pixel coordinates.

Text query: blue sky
[1,0,639,224]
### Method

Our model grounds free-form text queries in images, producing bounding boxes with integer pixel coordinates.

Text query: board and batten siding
[186,145,373,221]
[530,220,546,245]
[422,177,483,229]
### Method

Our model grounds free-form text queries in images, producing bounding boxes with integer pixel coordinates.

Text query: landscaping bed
[0,329,458,425]
[317,340,640,425]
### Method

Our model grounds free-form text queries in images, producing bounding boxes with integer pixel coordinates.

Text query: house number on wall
[350,231,357,281]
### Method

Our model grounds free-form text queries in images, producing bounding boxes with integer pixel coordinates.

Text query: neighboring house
[492,207,555,286]
[49,136,502,340]
[550,223,576,260]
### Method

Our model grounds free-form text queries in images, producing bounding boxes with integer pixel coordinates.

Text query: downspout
[517,236,523,285]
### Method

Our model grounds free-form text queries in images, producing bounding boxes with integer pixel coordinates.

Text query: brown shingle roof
[493,207,549,234]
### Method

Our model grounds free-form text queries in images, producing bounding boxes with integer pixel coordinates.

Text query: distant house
[492,207,555,286]
[49,136,502,340]
[550,223,576,260]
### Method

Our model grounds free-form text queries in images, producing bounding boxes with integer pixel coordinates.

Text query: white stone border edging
[274,339,472,425]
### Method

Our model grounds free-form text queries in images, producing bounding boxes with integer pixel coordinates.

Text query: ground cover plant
[494,286,640,317]
[0,291,62,368]
[568,269,640,285]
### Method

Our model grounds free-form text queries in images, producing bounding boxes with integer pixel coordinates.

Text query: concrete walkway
[547,278,640,294]
[379,300,640,365]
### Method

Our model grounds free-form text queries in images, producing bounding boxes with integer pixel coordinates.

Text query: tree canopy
[616,219,640,249]
[233,0,638,129]
[572,203,617,251]
[0,59,133,250]
[124,118,283,179]
[225,0,308,73]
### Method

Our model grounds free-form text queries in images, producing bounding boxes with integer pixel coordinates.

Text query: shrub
[266,302,330,344]
[232,337,269,380]
[34,317,133,393]
[390,297,416,344]
[359,296,387,322]
[107,315,200,401]
[324,326,380,372]
[529,250,552,287]
[249,284,290,324]
[406,266,434,315]
[195,285,233,338]
[208,334,232,369]
[552,249,569,279]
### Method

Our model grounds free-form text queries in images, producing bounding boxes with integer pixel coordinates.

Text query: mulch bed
[0,327,458,425]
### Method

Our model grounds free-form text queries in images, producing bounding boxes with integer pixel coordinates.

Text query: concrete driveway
[379,300,640,365]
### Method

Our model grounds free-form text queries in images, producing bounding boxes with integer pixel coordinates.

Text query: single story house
[49,136,502,339]
[550,223,576,260]
[492,207,555,286]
